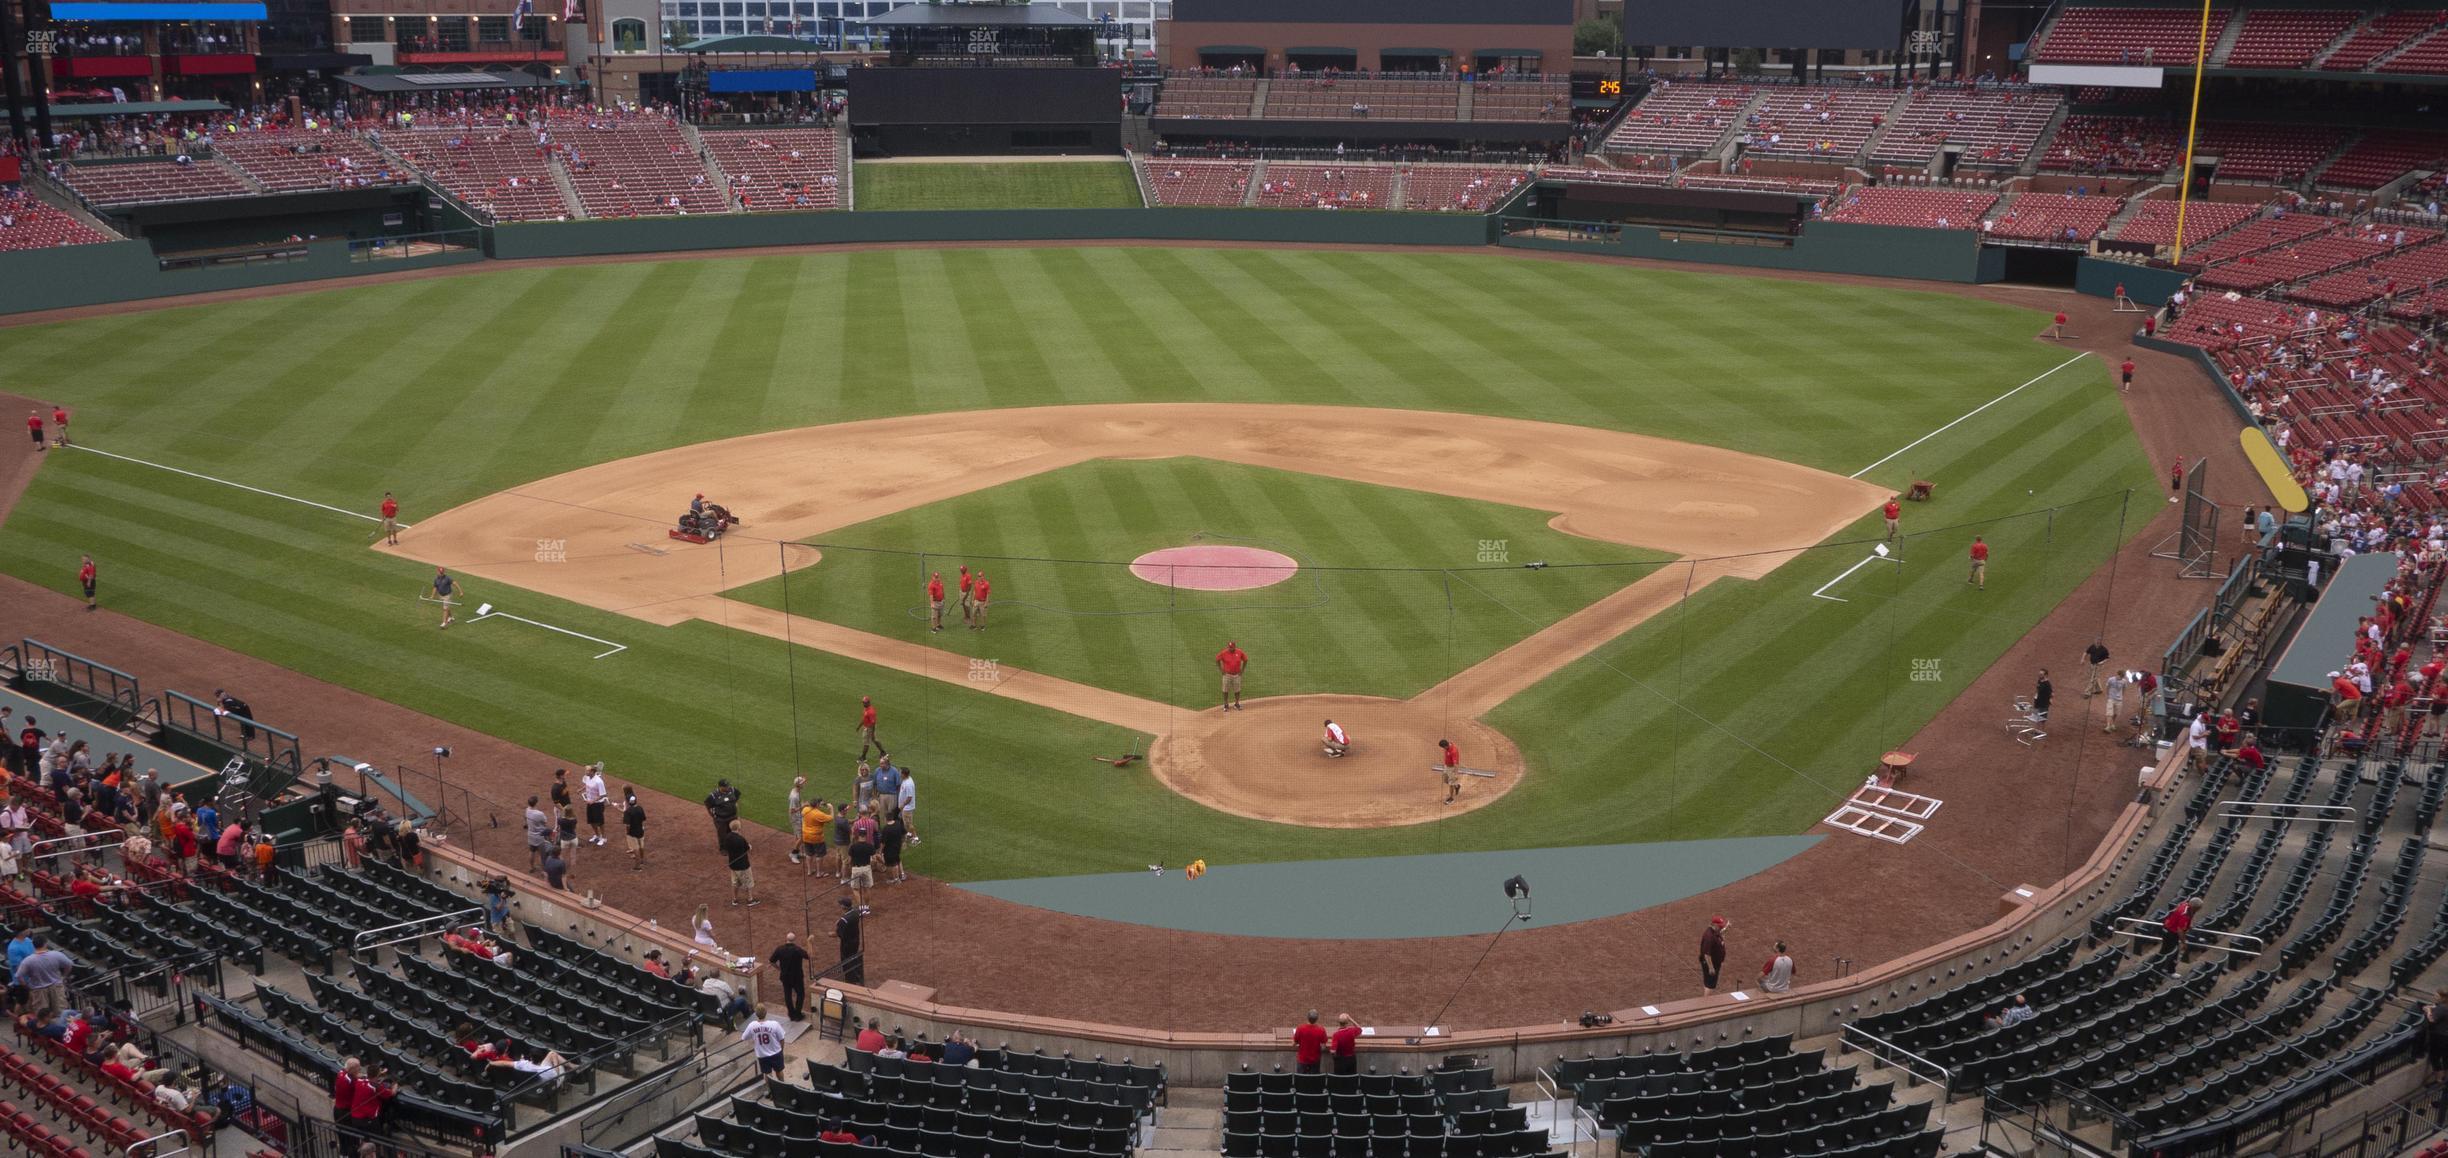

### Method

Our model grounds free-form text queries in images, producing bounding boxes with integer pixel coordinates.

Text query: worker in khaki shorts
[970,572,991,630]
[956,565,975,627]
[926,571,946,633]
[1215,641,1248,711]
[1967,536,1989,591]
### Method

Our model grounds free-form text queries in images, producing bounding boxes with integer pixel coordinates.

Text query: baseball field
[0,246,2156,882]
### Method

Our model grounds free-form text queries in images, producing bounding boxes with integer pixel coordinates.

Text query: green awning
[22,100,230,117]
[1381,47,1452,57]
[1285,46,1357,55]
[1196,44,1263,54]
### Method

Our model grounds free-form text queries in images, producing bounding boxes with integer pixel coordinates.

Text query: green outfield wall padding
[2077,256,2186,306]
[483,206,1497,260]
[1499,221,2001,284]
[0,237,477,316]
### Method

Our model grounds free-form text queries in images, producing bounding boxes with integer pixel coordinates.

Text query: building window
[477,15,510,41]
[521,15,546,39]
[433,17,470,49]
[348,15,384,41]
[612,17,646,49]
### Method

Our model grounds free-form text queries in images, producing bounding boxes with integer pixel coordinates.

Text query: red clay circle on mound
[1129,544,1299,591]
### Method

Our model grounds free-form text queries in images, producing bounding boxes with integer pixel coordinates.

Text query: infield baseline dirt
[0,262,2269,1033]
[388,403,1886,828]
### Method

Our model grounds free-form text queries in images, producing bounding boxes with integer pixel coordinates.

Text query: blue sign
[708,68,816,92]
[53,2,269,20]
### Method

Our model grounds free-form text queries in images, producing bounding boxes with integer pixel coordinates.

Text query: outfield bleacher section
[560,119,726,218]
[1866,88,2062,170]
[212,131,413,193]
[1604,83,1754,158]
[0,187,110,250]
[382,126,575,222]
[2033,6,2236,64]
[701,129,843,212]
[59,158,253,207]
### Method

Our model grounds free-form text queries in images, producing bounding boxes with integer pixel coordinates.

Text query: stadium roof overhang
[1472,48,1547,57]
[1195,44,1262,54]
[861,3,1092,26]
[19,99,231,116]
[678,33,824,52]
[1380,47,1452,56]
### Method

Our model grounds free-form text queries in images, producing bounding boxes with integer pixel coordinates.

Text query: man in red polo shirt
[1883,499,1901,543]
[25,409,42,453]
[2120,358,2135,393]
[1967,536,1989,591]
[2159,898,2198,973]
[1215,641,1248,711]
[2052,311,2067,340]
[1438,739,1463,804]
[957,566,975,627]
[1328,1014,1362,1075]
[927,572,946,633]
[77,555,95,613]
[856,697,882,761]
[379,491,401,546]
[1291,1010,1328,1075]
[2222,733,2265,772]
[49,405,68,448]
[970,572,991,630]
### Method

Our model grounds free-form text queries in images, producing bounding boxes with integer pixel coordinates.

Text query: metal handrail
[29,831,123,864]
[2215,800,2358,822]
[123,1128,190,1158]
[2109,916,2268,958]
[1840,1023,1955,1099]
[350,908,486,955]
[1573,1105,1604,1156]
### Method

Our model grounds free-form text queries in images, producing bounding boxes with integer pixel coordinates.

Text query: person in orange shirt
[1968,536,1989,591]
[926,571,946,633]
[1882,499,1901,543]
[970,572,991,630]
[856,697,883,761]
[379,491,401,546]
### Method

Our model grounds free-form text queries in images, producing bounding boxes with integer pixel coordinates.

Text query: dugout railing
[4,638,147,730]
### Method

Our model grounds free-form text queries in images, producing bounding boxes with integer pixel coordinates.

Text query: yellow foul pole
[2169,0,2216,264]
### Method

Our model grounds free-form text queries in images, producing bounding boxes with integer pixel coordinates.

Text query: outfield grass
[852,161,1142,211]
[725,458,1674,708]
[0,248,2155,879]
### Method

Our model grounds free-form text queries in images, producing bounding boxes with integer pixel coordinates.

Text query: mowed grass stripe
[0,250,2158,880]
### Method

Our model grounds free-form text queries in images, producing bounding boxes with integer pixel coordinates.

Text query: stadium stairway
[551,159,589,221]
[679,123,731,204]
[1141,1086,1223,1156]
[2208,12,2250,68]
[2098,187,2164,237]
[2019,102,2075,178]
[2304,12,2374,70]
[1456,84,1475,122]
[1248,79,1269,119]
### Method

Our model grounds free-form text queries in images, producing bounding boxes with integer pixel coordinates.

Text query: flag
[513,0,532,28]
[563,0,580,21]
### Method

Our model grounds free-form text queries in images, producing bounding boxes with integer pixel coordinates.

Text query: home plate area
[1822,783,1944,845]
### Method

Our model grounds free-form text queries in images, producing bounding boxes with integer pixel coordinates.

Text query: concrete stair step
[1148,1126,1220,1149]
[1137,1150,1225,1158]
[1167,1086,1224,1108]
[1159,1106,1221,1128]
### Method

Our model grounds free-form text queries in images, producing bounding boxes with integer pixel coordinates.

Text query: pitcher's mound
[1150,695,1524,828]
[1130,545,1298,591]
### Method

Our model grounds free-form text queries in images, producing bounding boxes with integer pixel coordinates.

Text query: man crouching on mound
[1322,719,1350,758]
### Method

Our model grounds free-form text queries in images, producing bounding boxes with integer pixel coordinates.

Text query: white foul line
[1851,352,2089,480]
[474,608,627,660]
[68,444,413,529]
[1811,553,1879,602]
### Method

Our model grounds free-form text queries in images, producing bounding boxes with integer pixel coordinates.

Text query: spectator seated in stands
[104,1037,170,1084]
[854,1017,886,1052]
[487,1048,569,1084]
[693,964,751,1025]
[453,1022,510,1063]
[640,948,672,978]
[152,1070,204,1114]
[939,1029,977,1067]
[1983,994,2035,1029]
[440,926,511,965]
[818,1120,867,1144]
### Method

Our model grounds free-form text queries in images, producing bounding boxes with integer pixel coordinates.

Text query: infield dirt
[390,403,1886,827]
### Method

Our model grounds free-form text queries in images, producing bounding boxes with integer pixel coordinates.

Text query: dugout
[2259,551,2397,747]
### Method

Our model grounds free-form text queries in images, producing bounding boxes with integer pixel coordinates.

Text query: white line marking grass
[1851,353,2090,480]
[69,445,411,529]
